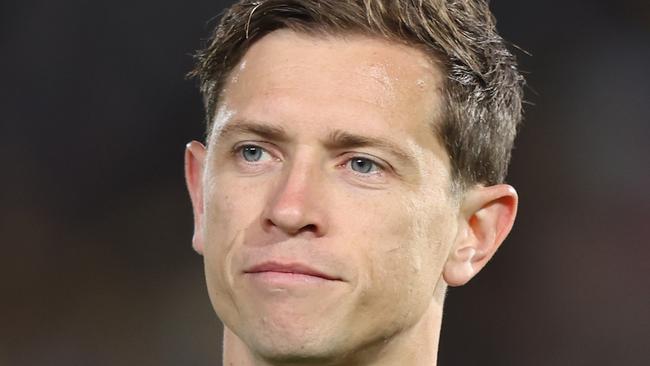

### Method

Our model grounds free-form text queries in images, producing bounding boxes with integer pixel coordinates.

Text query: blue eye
[240,145,265,162]
[349,157,380,174]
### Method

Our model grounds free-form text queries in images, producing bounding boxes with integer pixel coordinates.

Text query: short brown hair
[189,0,524,189]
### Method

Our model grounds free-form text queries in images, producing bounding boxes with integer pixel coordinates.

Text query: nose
[262,157,329,237]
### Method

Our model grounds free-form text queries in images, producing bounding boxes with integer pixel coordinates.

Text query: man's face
[195,30,460,360]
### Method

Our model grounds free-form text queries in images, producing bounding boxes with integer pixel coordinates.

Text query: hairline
[208,26,450,133]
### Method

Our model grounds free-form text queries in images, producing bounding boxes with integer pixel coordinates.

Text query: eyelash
[230,143,387,176]
[230,143,274,162]
[233,144,267,159]
[340,156,385,176]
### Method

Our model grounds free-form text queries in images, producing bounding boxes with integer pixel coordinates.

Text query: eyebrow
[215,120,415,168]
[215,120,290,143]
[324,129,415,168]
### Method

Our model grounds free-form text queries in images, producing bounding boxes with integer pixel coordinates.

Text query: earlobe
[184,141,207,255]
[443,184,518,287]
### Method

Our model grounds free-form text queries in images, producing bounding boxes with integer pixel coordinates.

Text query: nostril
[264,215,320,235]
[264,218,276,229]
[302,224,317,232]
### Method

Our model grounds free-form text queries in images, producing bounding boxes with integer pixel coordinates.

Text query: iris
[350,158,377,174]
[241,145,263,162]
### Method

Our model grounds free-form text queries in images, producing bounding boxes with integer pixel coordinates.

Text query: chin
[245,331,344,365]
[229,293,350,353]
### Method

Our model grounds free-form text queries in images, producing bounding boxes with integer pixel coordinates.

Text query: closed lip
[244,261,342,281]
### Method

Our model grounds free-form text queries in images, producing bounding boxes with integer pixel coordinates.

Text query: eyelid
[339,153,393,178]
[344,152,389,169]
[228,144,396,178]
[230,141,280,161]
[349,157,383,173]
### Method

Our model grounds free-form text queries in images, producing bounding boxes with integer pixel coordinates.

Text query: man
[184,0,523,365]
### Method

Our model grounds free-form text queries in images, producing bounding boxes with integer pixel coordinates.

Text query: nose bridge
[283,159,313,201]
[264,148,327,235]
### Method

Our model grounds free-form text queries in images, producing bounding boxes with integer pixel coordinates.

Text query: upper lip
[244,261,342,281]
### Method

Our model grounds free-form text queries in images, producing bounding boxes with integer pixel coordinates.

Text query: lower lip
[245,271,336,286]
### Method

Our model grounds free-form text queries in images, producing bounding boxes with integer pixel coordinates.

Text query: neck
[222,282,446,366]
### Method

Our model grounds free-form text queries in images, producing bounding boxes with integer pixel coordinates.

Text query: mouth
[243,261,342,282]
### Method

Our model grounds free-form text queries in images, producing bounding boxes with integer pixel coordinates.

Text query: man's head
[185,1,523,365]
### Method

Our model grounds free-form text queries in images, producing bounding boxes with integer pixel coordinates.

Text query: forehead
[236,29,441,85]
[223,30,443,120]
[215,30,447,163]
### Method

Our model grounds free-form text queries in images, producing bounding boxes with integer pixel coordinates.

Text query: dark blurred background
[1,0,648,365]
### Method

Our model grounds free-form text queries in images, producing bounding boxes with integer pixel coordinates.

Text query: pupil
[352,158,372,173]
[243,146,262,161]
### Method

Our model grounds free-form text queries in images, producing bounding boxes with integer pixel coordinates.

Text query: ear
[443,184,518,287]
[184,141,207,255]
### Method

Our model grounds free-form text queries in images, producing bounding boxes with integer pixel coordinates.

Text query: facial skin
[185,30,518,366]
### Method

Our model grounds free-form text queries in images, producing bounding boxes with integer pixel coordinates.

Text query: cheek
[201,177,267,318]
[201,192,236,311]
[202,173,267,251]
[352,192,455,317]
